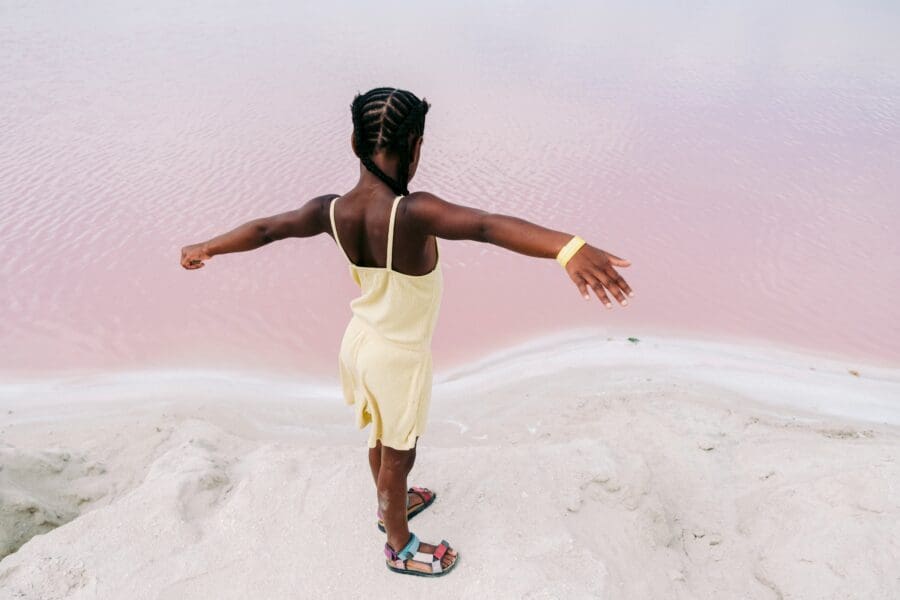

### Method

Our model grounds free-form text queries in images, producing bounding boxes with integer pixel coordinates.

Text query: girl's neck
[360,151,401,178]
[357,153,405,196]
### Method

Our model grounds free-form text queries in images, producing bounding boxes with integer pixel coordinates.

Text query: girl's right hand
[181,243,211,270]
[565,245,633,309]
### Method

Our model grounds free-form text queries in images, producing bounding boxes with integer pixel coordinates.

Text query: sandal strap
[407,486,432,505]
[411,551,442,574]
[384,532,420,562]
[409,485,432,499]
[433,540,449,561]
[399,532,420,559]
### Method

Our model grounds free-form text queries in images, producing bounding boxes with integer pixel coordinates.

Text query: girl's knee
[379,445,411,472]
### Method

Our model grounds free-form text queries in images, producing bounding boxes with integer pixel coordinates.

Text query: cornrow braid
[350,87,430,196]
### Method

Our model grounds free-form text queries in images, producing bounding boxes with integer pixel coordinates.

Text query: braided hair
[351,87,430,196]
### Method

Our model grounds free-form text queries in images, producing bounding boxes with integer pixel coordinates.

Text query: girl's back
[329,191,442,348]
[329,189,438,277]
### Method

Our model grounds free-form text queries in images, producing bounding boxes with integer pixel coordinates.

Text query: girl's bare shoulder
[403,191,487,238]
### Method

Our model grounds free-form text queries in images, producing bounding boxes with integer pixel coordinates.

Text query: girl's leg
[369,439,416,484]
[377,441,456,570]
[370,439,426,510]
[377,444,413,551]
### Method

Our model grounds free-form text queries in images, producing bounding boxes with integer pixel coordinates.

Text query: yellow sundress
[329,194,443,450]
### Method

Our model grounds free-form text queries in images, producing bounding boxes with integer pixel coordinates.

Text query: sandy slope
[0,332,898,599]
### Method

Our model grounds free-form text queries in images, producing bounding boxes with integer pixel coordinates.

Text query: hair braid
[350,87,430,196]
[390,99,427,194]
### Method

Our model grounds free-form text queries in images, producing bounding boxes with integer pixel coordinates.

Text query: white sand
[1,331,898,599]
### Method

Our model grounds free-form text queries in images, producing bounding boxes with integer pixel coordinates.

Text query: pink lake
[1,1,899,378]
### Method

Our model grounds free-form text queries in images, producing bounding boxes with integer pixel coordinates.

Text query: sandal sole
[385,553,460,578]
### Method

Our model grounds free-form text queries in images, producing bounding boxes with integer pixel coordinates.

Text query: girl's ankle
[387,532,412,552]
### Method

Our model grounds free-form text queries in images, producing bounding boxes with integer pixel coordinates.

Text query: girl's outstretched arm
[406,191,633,308]
[180,195,334,269]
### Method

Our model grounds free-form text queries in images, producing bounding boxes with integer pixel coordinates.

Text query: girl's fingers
[594,268,628,305]
[182,259,204,269]
[583,273,613,309]
[572,275,590,300]
[604,266,634,297]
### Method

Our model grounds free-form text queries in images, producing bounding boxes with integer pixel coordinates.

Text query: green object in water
[627,337,640,344]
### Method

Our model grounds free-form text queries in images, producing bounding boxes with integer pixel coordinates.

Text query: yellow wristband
[556,235,586,268]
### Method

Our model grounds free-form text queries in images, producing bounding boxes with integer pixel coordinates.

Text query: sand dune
[1,333,898,599]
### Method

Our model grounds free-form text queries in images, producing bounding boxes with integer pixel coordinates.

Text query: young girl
[180,86,633,578]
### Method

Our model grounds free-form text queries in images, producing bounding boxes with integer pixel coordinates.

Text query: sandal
[384,532,459,577]
[376,486,436,532]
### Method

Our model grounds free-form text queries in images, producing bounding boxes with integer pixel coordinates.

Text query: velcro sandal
[384,532,458,577]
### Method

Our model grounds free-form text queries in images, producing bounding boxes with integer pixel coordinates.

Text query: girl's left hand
[181,243,212,270]
[565,245,633,308]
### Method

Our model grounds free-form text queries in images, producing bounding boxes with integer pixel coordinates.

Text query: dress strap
[329,196,352,264]
[385,195,403,270]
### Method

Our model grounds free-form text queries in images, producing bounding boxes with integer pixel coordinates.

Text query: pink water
[2,1,899,378]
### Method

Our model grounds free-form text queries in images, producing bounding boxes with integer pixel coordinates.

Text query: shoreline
[1,324,898,385]
[2,329,897,426]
